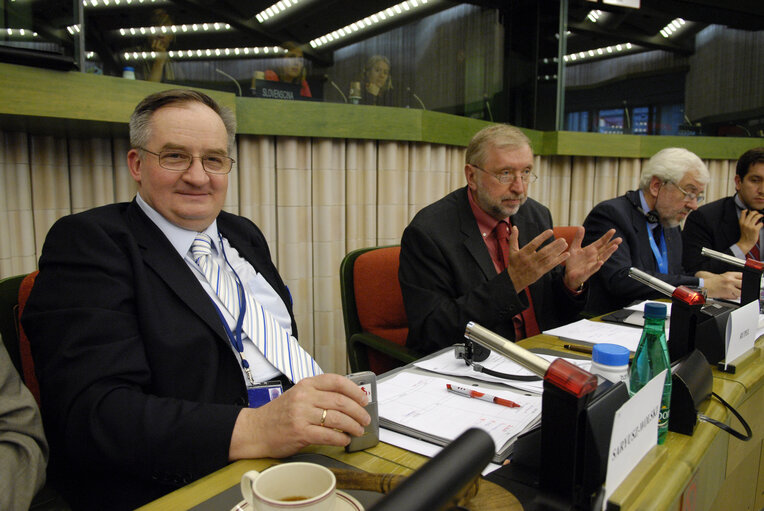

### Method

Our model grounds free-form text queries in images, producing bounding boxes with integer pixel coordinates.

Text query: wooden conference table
[139,333,764,511]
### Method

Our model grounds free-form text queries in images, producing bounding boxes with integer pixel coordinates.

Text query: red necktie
[748,242,760,261]
[494,221,541,340]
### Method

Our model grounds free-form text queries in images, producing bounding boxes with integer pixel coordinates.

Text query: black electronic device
[627,192,660,224]
[464,322,629,511]
[700,247,764,306]
[454,340,541,382]
[628,267,735,364]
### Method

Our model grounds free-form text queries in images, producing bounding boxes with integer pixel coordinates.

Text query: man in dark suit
[682,147,764,274]
[22,90,369,510]
[583,147,742,315]
[399,124,621,354]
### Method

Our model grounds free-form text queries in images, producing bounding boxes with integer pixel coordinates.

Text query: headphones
[453,341,541,382]
[629,192,660,224]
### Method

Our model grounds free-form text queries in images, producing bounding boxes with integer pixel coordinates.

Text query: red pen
[446,383,521,408]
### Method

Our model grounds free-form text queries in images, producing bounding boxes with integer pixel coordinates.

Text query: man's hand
[506,227,570,291]
[697,271,742,300]
[562,227,622,291]
[736,209,763,255]
[228,374,371,460]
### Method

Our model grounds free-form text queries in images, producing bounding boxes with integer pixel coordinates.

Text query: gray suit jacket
[399,186,584,354]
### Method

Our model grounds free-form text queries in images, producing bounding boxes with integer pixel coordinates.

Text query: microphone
[406,87,426,110]
[367,428,494,511]
[483,93,493,121]
[215,68,242,96]
[324,74,347,103]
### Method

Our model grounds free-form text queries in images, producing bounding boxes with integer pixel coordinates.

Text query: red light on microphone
[745,259,764,271]
[672,285,706,306]
[544,358,598,398]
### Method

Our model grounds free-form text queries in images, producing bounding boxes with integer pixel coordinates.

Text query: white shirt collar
[134,192,220,257]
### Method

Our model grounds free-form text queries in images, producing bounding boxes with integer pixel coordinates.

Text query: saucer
[231,490,364,511]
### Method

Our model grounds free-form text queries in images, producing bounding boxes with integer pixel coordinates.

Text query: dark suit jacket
[582,190,698,315]
[682,196,743,274]
[22,200,296,511]
[399,186,584,354]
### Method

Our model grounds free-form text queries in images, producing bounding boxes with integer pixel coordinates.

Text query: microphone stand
[466,323,628,511]
[700,247,763,305]
[628,267,734,364]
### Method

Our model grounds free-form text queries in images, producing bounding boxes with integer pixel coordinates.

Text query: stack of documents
[377,370,541,463]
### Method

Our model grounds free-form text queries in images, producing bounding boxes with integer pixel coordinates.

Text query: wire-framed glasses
[667,181,705,204]
[139,147,235,175]
[470,164,538,185]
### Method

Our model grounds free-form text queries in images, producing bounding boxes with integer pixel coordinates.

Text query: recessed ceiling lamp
[659,18,686,38]
[256,0,300,23]
[309,0,429,49]
[563,42,633,62]
[122,46,287,61]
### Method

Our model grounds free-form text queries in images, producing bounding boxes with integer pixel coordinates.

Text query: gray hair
[129,89,237,153]
[465,124,532,167]
[639,147,709,190]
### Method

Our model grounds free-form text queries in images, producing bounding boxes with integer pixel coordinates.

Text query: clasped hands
[229,374,371,461]
[505,225,621,292]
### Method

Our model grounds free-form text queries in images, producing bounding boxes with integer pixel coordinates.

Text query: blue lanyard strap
[211,234,253,385]
[646,222,668,274]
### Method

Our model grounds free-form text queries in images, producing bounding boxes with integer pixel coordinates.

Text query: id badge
[247,381,283,408]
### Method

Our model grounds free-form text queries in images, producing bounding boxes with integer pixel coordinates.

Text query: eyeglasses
[470,164,538,185]
[667,181,705,204]
[139,148,235,175]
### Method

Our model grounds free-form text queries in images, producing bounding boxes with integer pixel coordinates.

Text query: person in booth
[358,55,392,106]
[582,147,742,315]
[682,147,764,274]
[398,124,621,354]
[22,89,368,510]
[263,42,312,98]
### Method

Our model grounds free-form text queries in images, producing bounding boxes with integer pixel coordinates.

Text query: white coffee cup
[240,462,336,511]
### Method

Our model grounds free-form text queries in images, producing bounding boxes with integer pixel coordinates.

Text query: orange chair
[18,271,40,405]
[553,225,580,251]
[340,246,421,374]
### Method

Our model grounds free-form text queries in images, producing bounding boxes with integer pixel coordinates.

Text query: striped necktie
[190,233,321,383]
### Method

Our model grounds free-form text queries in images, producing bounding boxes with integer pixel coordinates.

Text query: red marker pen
[446,383,521,408]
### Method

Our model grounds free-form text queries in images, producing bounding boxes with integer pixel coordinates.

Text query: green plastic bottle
[629,302,672,444]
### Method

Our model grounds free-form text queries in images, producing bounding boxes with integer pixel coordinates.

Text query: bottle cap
[123,66,135,72]
[592,343,630,366]
[644,302,667,319]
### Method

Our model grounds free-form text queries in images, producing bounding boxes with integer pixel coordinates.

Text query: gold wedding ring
[320,408,328,427]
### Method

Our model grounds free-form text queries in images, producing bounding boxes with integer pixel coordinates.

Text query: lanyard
[209,234,254,386]
[646,222,668,274]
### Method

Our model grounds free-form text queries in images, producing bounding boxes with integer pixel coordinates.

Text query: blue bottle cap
[644,302,667,320]
[592,343,630,366]
[123,66,135,72]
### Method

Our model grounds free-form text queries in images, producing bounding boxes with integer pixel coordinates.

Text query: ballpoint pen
[563,343,594,355]
[446,383,521,408]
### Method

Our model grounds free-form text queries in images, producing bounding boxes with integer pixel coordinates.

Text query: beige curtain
[0,129,740,373]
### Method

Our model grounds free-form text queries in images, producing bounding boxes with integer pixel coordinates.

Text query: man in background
[399,124,620,354]
[583,147,741,315]
[23,89,369,510]
[682,147,764,274]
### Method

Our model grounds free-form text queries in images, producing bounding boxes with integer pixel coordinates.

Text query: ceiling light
[116,21,232,37]
[659,18,686,38]
[309,0,431,49]
[257,0,300,23]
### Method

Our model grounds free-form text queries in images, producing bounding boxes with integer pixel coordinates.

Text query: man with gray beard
[582,147,741,315]
[399,124,620,354]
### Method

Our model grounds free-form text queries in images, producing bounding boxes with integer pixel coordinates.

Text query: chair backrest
[0,274,26,377]
[18,271,40,405]
[553,226,579,251]
[340,246,409,373]
[0,271,40,405]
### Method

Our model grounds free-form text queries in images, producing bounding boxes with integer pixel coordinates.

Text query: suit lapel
[125,202,228,344]
[456,188,497,280]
